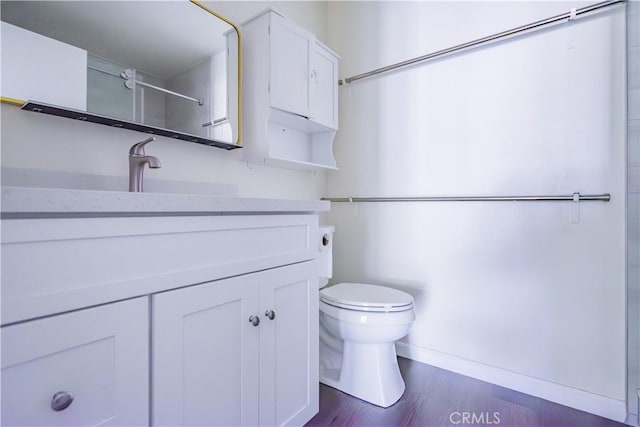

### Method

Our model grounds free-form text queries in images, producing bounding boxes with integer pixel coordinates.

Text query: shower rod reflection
[120,69,204,106]
[322,193,611,203]
[339,0,626,85]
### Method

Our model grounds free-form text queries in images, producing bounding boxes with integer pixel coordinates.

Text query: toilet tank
[318,226,334,287]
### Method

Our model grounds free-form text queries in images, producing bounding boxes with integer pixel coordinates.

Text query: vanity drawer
[1,297,149,427]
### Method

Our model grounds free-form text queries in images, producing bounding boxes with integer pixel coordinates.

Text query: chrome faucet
[129,136,161,192]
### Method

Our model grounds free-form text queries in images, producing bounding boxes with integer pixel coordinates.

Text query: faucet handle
[129,136,156,155]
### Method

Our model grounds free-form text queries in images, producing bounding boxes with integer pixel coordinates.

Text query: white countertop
[1,186,330,216]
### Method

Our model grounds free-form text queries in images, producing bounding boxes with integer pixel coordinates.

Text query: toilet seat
[320,283,414,313]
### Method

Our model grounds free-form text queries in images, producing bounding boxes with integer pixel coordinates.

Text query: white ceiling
[1,1,233,79]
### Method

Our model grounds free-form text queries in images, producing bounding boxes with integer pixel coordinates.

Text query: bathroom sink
[0,185,330,217]
[1,167,238,196]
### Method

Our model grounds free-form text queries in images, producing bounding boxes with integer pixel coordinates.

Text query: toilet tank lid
[320,283,413,309]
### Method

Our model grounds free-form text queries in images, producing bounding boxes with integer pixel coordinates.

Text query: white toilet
[318,226,415,408]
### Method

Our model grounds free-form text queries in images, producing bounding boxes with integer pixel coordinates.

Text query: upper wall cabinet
[0,1,242,150]
[242,9,340,170]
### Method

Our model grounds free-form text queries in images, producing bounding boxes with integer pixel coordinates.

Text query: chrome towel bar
[322,193,611,203]
[339,0,625,85]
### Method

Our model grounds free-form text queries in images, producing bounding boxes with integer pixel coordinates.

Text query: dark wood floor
[306,357,627,427]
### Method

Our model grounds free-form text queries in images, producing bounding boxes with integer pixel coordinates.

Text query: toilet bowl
[317,226,415,408]
[319,283,415,407]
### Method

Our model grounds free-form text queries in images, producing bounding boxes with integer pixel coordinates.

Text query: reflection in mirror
[0,0,241,149]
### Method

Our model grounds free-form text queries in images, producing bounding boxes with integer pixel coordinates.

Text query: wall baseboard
[396,342,627,423]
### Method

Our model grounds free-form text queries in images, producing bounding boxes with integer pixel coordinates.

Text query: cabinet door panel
[270,13,312,117]
[260,261,318,426]
[153,275,260,427]
[310,43,339,129]
[1,298,149,427]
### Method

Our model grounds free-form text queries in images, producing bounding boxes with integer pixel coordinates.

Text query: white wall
[326,0,626,419]
[0,1,329,200]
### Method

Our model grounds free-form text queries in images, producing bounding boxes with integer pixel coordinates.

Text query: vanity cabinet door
[1,297,149,427]
[152,274,261,427]
[259,261,319,427]
[152,262,319,427]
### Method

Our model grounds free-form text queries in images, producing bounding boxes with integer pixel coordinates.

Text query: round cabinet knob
[322,234,330,247]
[51,391,74,412]
[249,315,260,327]
[265,310,276,320]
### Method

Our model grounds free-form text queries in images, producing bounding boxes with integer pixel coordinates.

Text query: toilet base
[319,341,405,408]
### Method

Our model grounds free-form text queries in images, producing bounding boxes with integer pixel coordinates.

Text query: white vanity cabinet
[1,297,149,427]
[242,9,340,170]
[0,188,328,427]
[152,261,318,427]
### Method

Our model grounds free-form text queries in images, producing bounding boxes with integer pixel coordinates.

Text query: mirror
[0,0,241,149]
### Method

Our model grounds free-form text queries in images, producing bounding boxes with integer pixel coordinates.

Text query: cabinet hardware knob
[51,391,74,412]
[249,315,260,327]
[322,234,330,246]
[265,310,276,320]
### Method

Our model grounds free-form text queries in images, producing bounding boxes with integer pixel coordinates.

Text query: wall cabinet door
[309,41,339,129]
[152,274,261,427]
[1,297,149,427]
[269,12,313,118]
[259,261,319,427]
